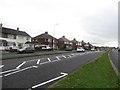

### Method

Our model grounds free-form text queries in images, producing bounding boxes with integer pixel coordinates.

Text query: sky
[0,0,119,47]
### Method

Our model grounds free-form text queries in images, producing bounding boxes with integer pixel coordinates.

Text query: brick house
[84,42,93,50]
[58,36,72,50]
[32,31,58,49]
[71,38,78,50]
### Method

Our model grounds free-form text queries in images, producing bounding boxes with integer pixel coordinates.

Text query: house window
[8,42,14,46]
[0,41,3,46]
[0,33,2,37]
[8,34,14,39]
[48,39,51,42]
[26,37,30,40]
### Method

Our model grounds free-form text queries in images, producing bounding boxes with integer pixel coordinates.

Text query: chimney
[45,31,48,34]
[0,23,3,27]
[63,36,65,38]
[17,27,19,31]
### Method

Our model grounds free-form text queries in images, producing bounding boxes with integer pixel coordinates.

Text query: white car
[77,47,85,52]
[91,48,95,51]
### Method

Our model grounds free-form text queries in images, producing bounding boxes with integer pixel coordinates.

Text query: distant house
[84,42,93,50]
[32,31,58,49]
[58,36,72,50]
[0,24,31,50]
[71,38,78,50]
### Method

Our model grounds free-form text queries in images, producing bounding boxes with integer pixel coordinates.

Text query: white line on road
[32,72,68,88]
[67,55,72,58]
[47,58,51,62]
[32,66,38,68]
[4,66,33,77]
[56,56,61,60]
[0,75,3,78]
[0,68,19,74]
[0,65,4,68]
[62,55,66,58]
[37,59,41,64]
[16,61,26,69]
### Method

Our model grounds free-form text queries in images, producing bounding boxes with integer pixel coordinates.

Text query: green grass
[52,52,119,88]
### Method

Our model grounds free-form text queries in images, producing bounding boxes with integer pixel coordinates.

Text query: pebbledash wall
[0,24,31,50]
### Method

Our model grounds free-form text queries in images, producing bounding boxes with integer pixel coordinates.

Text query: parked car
[35,45,52,51]
[17,47,34,53]
[77,47,85,52]
[91,48,96,51]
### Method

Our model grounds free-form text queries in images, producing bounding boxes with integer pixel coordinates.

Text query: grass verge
[51,51,119,88]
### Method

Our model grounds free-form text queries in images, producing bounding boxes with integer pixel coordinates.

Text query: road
[1,51,104,89]
[109,50,119,74]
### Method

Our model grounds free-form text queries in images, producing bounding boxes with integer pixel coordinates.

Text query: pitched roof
[58,36,70,42]
[71,38,78,43]
[34,32,57,40]
[1,27,31,37]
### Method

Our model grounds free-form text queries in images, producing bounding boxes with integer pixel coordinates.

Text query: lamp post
[53,23,59,50]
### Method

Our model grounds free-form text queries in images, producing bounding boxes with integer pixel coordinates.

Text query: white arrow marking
[0,65,4,68]
[32,72,68,88]
[62,55,66,58]
[16,61,26,69]
[56,56,61,60]
[47,58,51,62]
[37,59,40,64]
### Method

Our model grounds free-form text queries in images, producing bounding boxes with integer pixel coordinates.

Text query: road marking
[37,59,41,64]
[16,61,26,69]
[0,65,4,68]
[47,58,51,62]
[40,61,50,65]
[0,68,19,74]
[56,56,61,60]
[0,75,3,78]
[62,55,66,58]
[32,66,38,68]
[67,55,72,58]
[32,72,68,88]
[4,66,33,77]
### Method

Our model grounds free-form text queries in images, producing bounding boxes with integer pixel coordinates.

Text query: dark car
[17,47,34,53]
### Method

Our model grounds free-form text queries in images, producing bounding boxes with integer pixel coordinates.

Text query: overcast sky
[0,0,118,47]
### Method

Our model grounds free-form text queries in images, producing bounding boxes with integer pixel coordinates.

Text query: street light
[53,23,59,50]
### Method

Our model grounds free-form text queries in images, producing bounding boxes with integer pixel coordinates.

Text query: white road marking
[0,68,19,74]
[37,59,41,64]
[0,75,3,78]
[32,66,38,68]
[47,58,51,62]
[16,61,26,69]
[62,55,66,58]
[32,72,68,88]
[67,55,72,58]
[0,65,4,68]
[40,61,50,65]
[4,66,33,77]
[56,56,61,60]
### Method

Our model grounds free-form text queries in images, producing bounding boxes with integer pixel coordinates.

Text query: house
[71,38,78,50]
[84,42,93,50]
[32,31,58,49]
[0,23,31,50]
[58,36,72,50]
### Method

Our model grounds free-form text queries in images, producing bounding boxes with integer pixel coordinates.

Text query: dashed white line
[37,59,41,64]
[62,55,66,58]
[0,75,3,78]
[0,65,4,68]
[56,56,61,60]
[47,58,51,62]
[32,66,38,68]
[0,68,19,74]
[4,66,33,77]
[16,61,26,69]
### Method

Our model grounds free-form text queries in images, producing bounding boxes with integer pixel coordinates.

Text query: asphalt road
[1,51,104,89]
[109,50,119,73]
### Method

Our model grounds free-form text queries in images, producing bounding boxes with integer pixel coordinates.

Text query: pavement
[109,50,119,75]
[0,51,104,89]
